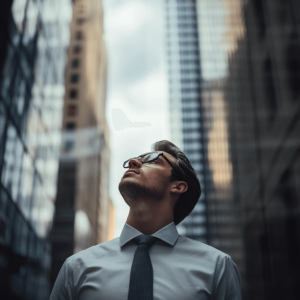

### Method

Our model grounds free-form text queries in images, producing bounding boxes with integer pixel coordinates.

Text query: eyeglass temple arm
[161,154,180,178]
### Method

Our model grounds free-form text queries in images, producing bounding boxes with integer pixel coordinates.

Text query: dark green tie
[127,235,158,300]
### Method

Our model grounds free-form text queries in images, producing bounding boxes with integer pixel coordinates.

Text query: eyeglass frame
[123,151,181,179]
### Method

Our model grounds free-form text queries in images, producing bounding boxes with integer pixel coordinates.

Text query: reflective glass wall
[223,1,300,299]
[166,0,208,243]
[166,0,300,299]
[0,1,72,299]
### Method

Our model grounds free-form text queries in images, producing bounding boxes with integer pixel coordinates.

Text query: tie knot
[133,235,157,247]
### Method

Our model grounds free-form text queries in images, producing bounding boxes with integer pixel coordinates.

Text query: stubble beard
[119,177,168,205]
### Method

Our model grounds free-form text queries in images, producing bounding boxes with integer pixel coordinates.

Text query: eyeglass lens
[124,152,160,167]
[141,152,159,162]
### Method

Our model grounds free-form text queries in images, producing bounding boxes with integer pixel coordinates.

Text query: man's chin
[118,179,165,203]
[119,178,140,195]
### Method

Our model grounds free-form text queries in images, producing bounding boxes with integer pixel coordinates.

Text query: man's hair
[151,140,201,225]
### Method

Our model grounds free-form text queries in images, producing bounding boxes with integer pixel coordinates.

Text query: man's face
[118,151,176,204]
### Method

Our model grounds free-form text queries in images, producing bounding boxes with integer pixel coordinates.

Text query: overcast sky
[102,0,170,237]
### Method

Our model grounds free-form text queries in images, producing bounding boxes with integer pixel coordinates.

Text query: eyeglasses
[123,152,180,178]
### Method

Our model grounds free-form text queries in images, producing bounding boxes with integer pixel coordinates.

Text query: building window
[286,41,300,100]
[76,31,83,40]
[264,57,277,119]
[73,45,81,53]
[70,74,79,83]
[69,89,78,99]
[66,122,76,130]
[253,0,266,38]
[77,19,86,25]
[64,140,74,152]
[67,105,77,116]
[72,59,79,68]
[37,146,47,159]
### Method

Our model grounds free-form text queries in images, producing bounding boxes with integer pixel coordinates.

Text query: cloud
[102,0,170,236]
[105,1,155,39]
[104,0,162,86]
[111,108,152,131]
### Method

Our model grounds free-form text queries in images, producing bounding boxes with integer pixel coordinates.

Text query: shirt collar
[119,222,179,247]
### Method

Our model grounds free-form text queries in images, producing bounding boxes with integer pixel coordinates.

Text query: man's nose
[128,157,142,168]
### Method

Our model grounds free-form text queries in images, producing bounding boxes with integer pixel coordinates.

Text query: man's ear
[171,181,188,194]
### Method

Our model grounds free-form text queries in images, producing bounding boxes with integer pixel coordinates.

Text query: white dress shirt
[50,222,242,300]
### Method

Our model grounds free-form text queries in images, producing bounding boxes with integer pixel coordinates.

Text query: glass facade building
[165,0,208,243]
[0,1,72,299]
[224,1,300,299]
[166,0,300,299]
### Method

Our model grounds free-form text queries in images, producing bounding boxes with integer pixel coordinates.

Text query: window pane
[66,122,76,130]
[71,59,79,68]
[64,140,74,152]
[70,74,79,83]
[69,89,78,99]
[76,18,86,25]
[73,45,81,53]
[67,105,77,116]
[75,31,83,40]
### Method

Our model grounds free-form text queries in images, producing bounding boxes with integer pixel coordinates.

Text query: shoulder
[67,237,120,267]
[176,236,241,284]
[176,235,229,264]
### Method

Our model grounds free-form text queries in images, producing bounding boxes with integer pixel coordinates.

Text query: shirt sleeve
[213,255,242,300]
[49,258,74,300]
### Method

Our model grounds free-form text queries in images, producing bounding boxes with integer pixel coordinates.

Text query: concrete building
[50,0,113,288]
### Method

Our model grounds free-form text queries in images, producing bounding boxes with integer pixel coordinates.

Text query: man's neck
[126,202,173,235]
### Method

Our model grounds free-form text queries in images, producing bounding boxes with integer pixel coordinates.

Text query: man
[50,140,242,300]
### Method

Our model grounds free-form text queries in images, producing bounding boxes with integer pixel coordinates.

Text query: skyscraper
[50,0,113,288]
[165,0,208,242]
[224,1,300,298]
[0,1,72,299]
[165,0,246,283]
[195,0,247,289]
[168,0,300,299]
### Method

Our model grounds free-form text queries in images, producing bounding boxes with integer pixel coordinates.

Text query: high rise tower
[0,1,72,299]
[165,0,208,242]
[50,0,113,287]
